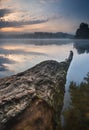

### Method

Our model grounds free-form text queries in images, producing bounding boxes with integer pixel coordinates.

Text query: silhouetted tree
[75,23,89,39]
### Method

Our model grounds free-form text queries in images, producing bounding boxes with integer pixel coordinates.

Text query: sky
[0,0,89,34]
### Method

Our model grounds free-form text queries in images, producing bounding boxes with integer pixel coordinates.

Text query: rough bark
[0,52,73,130]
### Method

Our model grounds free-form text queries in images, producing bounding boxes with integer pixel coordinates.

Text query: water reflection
[61,43,89,126]
[0,39,73,46]
[0,39,73,78]
[0,55,15,71]
[74,40,89,54]
[67,51,89,83]
[0,64,8,71]
[0,47,47,56]
[0,39,89,81]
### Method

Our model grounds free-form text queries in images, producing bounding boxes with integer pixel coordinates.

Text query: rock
[0,52,73,130]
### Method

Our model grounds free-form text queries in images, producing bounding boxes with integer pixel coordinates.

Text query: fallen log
[0,51,73,130]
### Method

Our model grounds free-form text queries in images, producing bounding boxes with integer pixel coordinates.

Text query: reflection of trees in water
[63,73,89,130]
[73,40,89,54]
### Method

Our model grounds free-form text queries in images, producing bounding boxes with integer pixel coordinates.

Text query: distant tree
[75,23,89,39]
[79,23,88,29]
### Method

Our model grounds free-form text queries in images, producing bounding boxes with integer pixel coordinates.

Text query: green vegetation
[63,73,89,130]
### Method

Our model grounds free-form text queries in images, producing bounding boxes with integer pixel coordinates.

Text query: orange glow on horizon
[0,23,46,32]
[0,20,74,33]
[1,27,24,32]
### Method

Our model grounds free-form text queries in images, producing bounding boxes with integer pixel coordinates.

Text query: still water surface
[1,39,89,121]
[0,39,89,84]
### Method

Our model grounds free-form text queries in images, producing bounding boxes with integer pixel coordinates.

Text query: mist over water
[0,39,89,84]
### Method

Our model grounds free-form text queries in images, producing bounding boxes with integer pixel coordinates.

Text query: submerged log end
[67,50,73,62]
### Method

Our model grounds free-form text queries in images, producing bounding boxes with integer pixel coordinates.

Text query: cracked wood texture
[0,52,73,130]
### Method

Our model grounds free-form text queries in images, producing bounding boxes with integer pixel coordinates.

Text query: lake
[0,39,89,84]
[0,38,89,125]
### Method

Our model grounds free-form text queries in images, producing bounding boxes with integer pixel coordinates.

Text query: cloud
[0,7,48,29]
[0,0,10,1]
[40,0,58,4]
[0,19,48,28]
[0,9,11,18]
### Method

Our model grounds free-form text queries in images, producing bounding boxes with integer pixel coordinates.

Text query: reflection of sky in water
[67,53,89,84]
[0,39,89,84]
[0,39,73,77]
[61,40,89,118]
[64,52,89,110]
